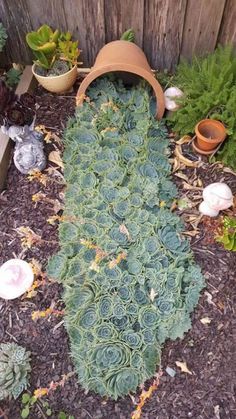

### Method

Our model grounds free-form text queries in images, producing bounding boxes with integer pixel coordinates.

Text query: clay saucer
[192,139,218,155]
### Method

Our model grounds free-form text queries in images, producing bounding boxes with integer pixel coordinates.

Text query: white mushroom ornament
[0,259,34,300]
[164,87,184,111]
[199,183,234,217]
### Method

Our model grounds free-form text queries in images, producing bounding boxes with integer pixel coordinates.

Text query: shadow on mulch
[0,83,235,419]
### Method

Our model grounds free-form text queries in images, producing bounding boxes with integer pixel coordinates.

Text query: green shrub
[0,343,31,400]
[167,45,236,170]
[215,216,236,251]
[47,77,204,399]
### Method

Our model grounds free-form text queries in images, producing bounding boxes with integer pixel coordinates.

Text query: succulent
[47,59,70,76]
[0,22,7,52]
[0,80,35,126]
[0,343,31,400]
[120,29,135,43]
[215,216,236,251]
[47,77,204,399]
[26,24,80,72]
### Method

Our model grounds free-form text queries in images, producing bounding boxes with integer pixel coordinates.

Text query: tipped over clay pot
[195,119,227,152]
[77,40,165,119]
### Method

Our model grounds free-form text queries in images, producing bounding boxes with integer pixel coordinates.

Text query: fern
[47,77,204,399]
[167,45,236,170]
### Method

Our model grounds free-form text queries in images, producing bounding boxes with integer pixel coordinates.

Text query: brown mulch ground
[0,83,235,419]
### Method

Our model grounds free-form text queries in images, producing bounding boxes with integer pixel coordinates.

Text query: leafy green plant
[0,22,7,52]
[167,45,236,170]
[215,216,236,251]
[120,29,135,42]
[47,77,204,399]
[0,343,31,400]
[21,392,54,418]
[5,67,22,87]
[26,24,80,72]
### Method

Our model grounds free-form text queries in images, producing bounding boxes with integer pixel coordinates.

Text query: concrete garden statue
[199,183,233,217]
[0,80,46,174]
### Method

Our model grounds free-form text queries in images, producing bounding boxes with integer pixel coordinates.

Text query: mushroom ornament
[199,183,234,217]
[0,259,34,300]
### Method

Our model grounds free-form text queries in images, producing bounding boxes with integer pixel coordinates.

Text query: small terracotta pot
[195,119,227,151]
[77,40,165,119]
[32,64,77,93]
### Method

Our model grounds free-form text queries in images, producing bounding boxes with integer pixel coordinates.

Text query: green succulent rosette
[47,77,205,399]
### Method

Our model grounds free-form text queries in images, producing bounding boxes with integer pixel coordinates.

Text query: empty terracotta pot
[77,41,165,119]
[195,119,227,152]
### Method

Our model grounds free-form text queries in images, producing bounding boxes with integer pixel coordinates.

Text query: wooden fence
[0,0,235,71]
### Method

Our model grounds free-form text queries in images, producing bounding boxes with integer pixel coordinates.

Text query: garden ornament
[164,87,183,111]
[1,123,46,174]
[0,259,34,300]
[199,183,233,217]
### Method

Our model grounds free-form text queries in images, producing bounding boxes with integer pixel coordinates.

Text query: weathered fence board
[218,0,236,44]
[0,0,235,70]
[143,0,187,70]
[0,0,32,63]
[104,0,144,48]
[26,0,67,32]
[181,0,226,59]
[63,0,105,66]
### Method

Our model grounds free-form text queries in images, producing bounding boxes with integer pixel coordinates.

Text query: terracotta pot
[195,119,227,152]
[32,64,77,93]
[77,40,165,119]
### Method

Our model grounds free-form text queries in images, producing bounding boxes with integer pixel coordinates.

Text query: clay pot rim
[192,138,218,155]
[76,63,165,119]
[32,63,77,79]
[195,119,227,143]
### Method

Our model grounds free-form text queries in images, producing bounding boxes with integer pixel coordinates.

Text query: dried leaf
[119,224,131,240]
[174,172,189,181]
[53,199,64,213]
[175,361,192,375]
[176,135,192,145]
[214,405,220,419]
[48,151,64,169]
[182,230,199,237]
[150,288,158,301]
[200,317,212,325]
[182,181,202,191]
[204,291,217,307]
[174,144,199,168]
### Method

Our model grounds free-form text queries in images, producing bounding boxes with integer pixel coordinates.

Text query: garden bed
[0,82,235,419]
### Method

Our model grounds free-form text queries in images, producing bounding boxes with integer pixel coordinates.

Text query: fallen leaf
[174,144,199,168]
[200,317,212,325]
[150,288,158,301]
[174,172,189,181]
[53,199,64,213]
[182,230,199,237]
[214,405,220,419]
[176,135,192,145]
[204,291,217,307]
[119,224,131,240]
[48,151,64,169]
[175,361,192,375]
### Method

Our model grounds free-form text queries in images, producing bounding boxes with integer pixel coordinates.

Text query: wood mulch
[0,81,235,419]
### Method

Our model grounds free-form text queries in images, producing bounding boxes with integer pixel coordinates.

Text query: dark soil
[0,82,235,419]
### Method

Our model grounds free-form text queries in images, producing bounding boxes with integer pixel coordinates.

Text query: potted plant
[193,119,227,155]
[26,25,81,93]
